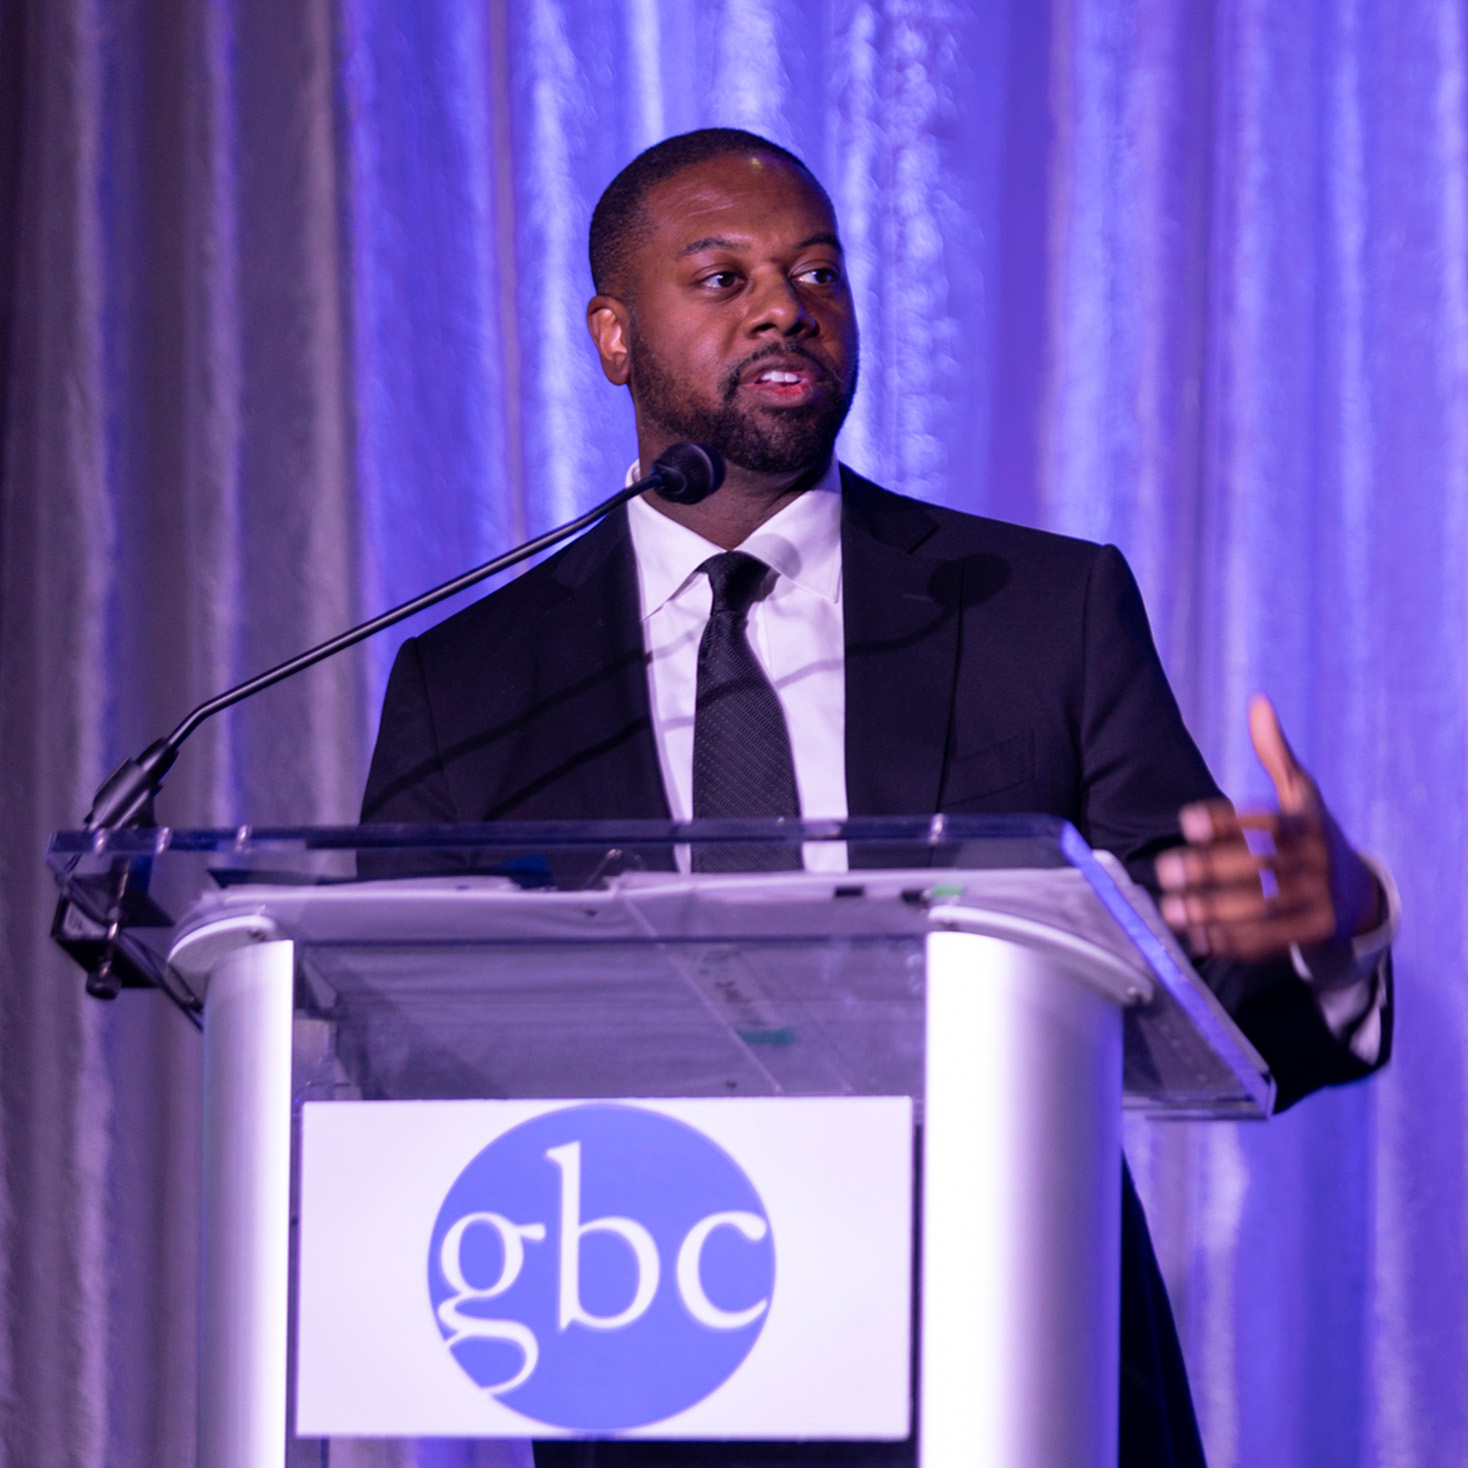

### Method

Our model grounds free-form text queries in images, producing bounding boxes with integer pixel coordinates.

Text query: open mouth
[736,355,828,406]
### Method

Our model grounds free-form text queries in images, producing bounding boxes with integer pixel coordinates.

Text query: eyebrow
[678,231,844,258]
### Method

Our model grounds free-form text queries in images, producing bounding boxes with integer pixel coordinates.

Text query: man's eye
[798,266,841,286]
[700,270,741,290]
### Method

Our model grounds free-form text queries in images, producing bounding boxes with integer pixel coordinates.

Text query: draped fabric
[0,1,1463,1463]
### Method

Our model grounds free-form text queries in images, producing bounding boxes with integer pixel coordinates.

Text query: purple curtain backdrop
[2,1,1464,1464]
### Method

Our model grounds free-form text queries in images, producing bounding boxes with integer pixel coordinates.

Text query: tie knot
[700,551,772,617]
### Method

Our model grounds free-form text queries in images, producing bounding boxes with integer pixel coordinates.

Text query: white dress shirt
[624,457,1393,1061]
[627,457,848,872]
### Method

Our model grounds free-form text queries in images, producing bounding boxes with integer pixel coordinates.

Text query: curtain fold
[2,2,1463,1463]
[1,0,117,1462]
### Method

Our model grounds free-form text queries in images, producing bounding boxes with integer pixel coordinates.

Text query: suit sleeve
[1076,545,1390,1110]
[360,636,458,825]
[1074,545,1219,877]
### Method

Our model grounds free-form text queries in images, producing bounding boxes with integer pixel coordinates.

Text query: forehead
[637,154,839,258]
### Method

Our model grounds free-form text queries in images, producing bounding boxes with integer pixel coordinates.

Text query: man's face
[599,154,859,477]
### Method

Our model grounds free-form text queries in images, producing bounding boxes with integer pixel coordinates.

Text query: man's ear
[586,296,632,386]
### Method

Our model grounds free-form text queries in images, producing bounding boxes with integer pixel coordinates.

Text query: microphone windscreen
[651,442,726,504]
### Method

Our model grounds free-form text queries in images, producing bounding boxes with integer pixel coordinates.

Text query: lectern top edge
[46,814,1274,1119]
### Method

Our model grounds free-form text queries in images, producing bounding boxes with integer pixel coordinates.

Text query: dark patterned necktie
[691,551,802,872]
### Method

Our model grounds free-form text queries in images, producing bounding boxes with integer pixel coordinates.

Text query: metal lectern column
[921,925,1131,1468]
[197,935,294,1468]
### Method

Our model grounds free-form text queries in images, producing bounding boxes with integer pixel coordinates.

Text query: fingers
[1164,906,1336,962]
[1156,800,1336,959]
[1156,829,1325,894]
[1244,702,1382,942]
[1248,693,1315,815]
[1157,698,1375,960]
[1174,799,1311,850]
[1157,863,1336,958]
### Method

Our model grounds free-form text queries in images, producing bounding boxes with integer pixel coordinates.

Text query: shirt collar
[626,457,843,618]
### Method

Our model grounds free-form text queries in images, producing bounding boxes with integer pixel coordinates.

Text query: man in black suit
[363,129,1392,1467]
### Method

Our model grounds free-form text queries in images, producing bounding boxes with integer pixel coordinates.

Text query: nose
[745,269,815,337]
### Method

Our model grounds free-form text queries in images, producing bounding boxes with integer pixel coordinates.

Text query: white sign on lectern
[297,1096,914,1439]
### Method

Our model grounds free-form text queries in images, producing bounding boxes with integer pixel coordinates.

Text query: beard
[627,330,858,476]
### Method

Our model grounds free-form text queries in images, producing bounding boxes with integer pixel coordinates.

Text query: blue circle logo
[427,1104,776,1429]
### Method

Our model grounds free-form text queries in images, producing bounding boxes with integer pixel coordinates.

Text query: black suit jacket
[363,467,1389,1467]
[364,467,1383,1105]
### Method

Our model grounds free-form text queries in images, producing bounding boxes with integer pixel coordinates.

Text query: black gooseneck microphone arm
[82,442,726,832]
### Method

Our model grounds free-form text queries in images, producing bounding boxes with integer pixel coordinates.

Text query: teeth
[758,370,802,384]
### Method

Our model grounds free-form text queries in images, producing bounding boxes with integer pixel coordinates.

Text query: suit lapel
[841,469,961,817]
[523,507,671,821]
[521,475,962,824]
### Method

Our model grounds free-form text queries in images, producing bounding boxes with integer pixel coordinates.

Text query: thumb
[1249,693,1314,814]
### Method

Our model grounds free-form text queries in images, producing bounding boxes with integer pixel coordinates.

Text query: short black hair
[589,128,825,297]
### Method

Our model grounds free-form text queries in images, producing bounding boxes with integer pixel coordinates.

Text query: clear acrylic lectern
[48,816,1272,1468]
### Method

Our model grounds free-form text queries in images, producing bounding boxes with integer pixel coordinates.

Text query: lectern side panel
[922,930,1121,1468]
[201,939,294,1468]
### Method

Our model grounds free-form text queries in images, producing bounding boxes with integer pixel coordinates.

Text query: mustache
[720,342,835,400]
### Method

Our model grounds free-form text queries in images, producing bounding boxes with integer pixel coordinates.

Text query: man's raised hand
[1155,695,1384,962]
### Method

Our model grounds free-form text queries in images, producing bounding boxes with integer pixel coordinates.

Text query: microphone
[82,442,725,832]
[645,441,723,504]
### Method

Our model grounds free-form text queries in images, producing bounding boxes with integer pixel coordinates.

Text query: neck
[639,453,832,549]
